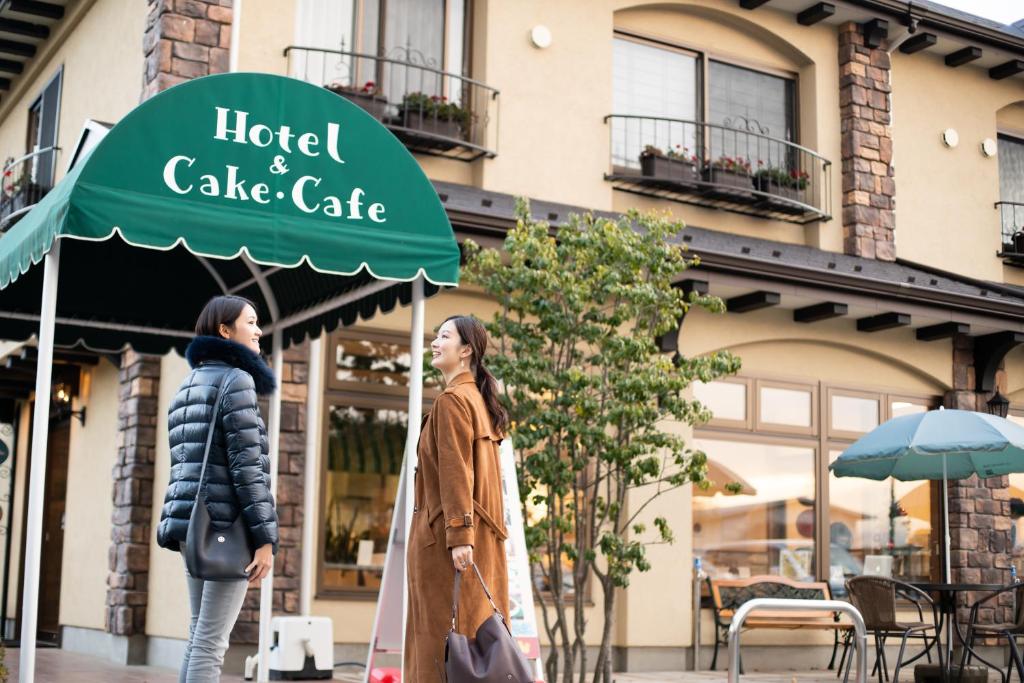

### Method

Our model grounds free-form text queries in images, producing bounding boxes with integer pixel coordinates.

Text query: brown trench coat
[405,371,510,682]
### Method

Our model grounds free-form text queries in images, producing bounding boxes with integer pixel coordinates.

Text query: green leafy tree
[462,202,741,683]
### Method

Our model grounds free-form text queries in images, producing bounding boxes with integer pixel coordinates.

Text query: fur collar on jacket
[184,336,277,395]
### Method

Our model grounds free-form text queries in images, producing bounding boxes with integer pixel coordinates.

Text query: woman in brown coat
[405,315,511,682]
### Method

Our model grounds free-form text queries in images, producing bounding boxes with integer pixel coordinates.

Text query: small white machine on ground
[244,616,334,680]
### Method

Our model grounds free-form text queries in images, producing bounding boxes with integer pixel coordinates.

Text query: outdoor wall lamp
[51,382,86,425]
[986,390,1010,418]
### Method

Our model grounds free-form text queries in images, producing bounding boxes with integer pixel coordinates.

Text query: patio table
[912,582,1005,678]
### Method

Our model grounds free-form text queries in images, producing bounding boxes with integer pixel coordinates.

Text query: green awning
[0,73,460,353]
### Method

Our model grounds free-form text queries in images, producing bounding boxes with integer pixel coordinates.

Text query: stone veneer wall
[105,352,160,655]
[838,22,896,261]
[142,0,233,100]
[944,333,1013,631]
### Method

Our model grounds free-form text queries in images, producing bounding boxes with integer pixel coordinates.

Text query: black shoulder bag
[184,368,254,581]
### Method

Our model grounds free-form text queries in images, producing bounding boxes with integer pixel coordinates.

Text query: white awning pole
[300,335,323,615]
[19,240,61,683]
[401,276,426,680]
[258,332,284,682]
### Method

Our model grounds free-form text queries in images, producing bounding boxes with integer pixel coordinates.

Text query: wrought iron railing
[284,46,499,161]
[605,114,832,224]
[997,202,1024,261]
[0,146,57,230]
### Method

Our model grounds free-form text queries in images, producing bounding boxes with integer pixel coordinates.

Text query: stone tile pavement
[3,648,1009,682]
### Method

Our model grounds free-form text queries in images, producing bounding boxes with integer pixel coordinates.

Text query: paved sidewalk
[3,648,1008,682]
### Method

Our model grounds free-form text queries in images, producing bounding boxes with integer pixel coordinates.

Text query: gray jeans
[180,553,248,683]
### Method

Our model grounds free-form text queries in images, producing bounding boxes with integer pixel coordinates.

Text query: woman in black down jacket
[157,295,279,682]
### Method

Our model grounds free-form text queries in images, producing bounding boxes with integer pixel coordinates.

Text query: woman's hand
[246,544,274,587]
[451,545,473,573]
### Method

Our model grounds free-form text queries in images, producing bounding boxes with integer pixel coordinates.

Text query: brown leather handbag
[444,564,533,683]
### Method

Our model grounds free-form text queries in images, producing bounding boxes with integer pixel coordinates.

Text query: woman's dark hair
[195,295,259,337]
[444,315,509,435]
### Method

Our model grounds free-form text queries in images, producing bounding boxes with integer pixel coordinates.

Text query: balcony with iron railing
[997,201,1024,265]
[0,147,57,232]
[285,46,499,162]
[605,115,832,224]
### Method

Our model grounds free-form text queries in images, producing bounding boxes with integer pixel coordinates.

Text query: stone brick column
[944,333,1014,633]
[838,22,895,261]
[143,0,233,99]
[232,342,309,643]
[105,352,161,655]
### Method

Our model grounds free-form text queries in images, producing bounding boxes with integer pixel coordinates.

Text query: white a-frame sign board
[365,439,542,681]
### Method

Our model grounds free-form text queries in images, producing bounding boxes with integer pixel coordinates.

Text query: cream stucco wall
[145,351,192,640]
[891,49,1024,283]
[59,358,120,629]
[0,0,146,186]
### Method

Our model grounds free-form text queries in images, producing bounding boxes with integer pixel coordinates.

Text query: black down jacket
[156,335,279,554]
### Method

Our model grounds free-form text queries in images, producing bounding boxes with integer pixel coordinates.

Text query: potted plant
[639,144,700,183]
[753,164,810,202]
[325,80,389,120]
[398,91,470,141]
[704,155,753,190]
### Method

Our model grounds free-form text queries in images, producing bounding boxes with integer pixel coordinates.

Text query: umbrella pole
[257,333,284,682]
[944,454,953,662]
[18,241,60,683]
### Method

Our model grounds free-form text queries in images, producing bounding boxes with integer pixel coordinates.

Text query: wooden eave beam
[990,60,1024,80]
[4,1,64,21]
[794,302,848,323]
[797,3,835,26]
[862,18,889,49]
[727,290,780,313]
[899,32,938,54]
[0,38,35,57]
[915,322,970,341]
[945,46,982,67]
[856,312,910,332]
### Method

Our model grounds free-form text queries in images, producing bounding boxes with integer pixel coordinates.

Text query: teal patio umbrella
[830,408,1024,582]
[830,408,1024,658]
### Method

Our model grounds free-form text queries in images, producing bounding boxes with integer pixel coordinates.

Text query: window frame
[612,28,799,144]
[316,327,435,600]
[754,378,818,436]
[694,376,753,431]
[694,374,941,586]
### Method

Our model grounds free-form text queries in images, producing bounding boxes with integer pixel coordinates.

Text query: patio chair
[957,583,1024,683]
[836,582,938,678]
[845,576,943,683]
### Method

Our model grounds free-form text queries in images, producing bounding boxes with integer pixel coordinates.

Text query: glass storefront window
[693,380,746,423]
[693,438,816,580]
[828,450,932,589]
[760,385,812,427]
[831,394,879,434]
[322,405,407,592]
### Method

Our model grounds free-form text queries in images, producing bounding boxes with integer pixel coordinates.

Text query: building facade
[0,0,1023,672]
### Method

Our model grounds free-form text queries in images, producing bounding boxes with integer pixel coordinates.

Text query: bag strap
[449,563,502,632]
[197,368,239,495]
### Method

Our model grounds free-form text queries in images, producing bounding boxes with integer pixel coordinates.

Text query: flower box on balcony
[399,111,464,141]
[398,92,470,142]
[704,167,752,191]
[753,167,809,205]
[325,82,390,121]
[639,146,699,184]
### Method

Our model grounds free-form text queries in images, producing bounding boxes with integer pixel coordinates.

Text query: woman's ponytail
[474,360,509,436]
[445,315,510,436]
